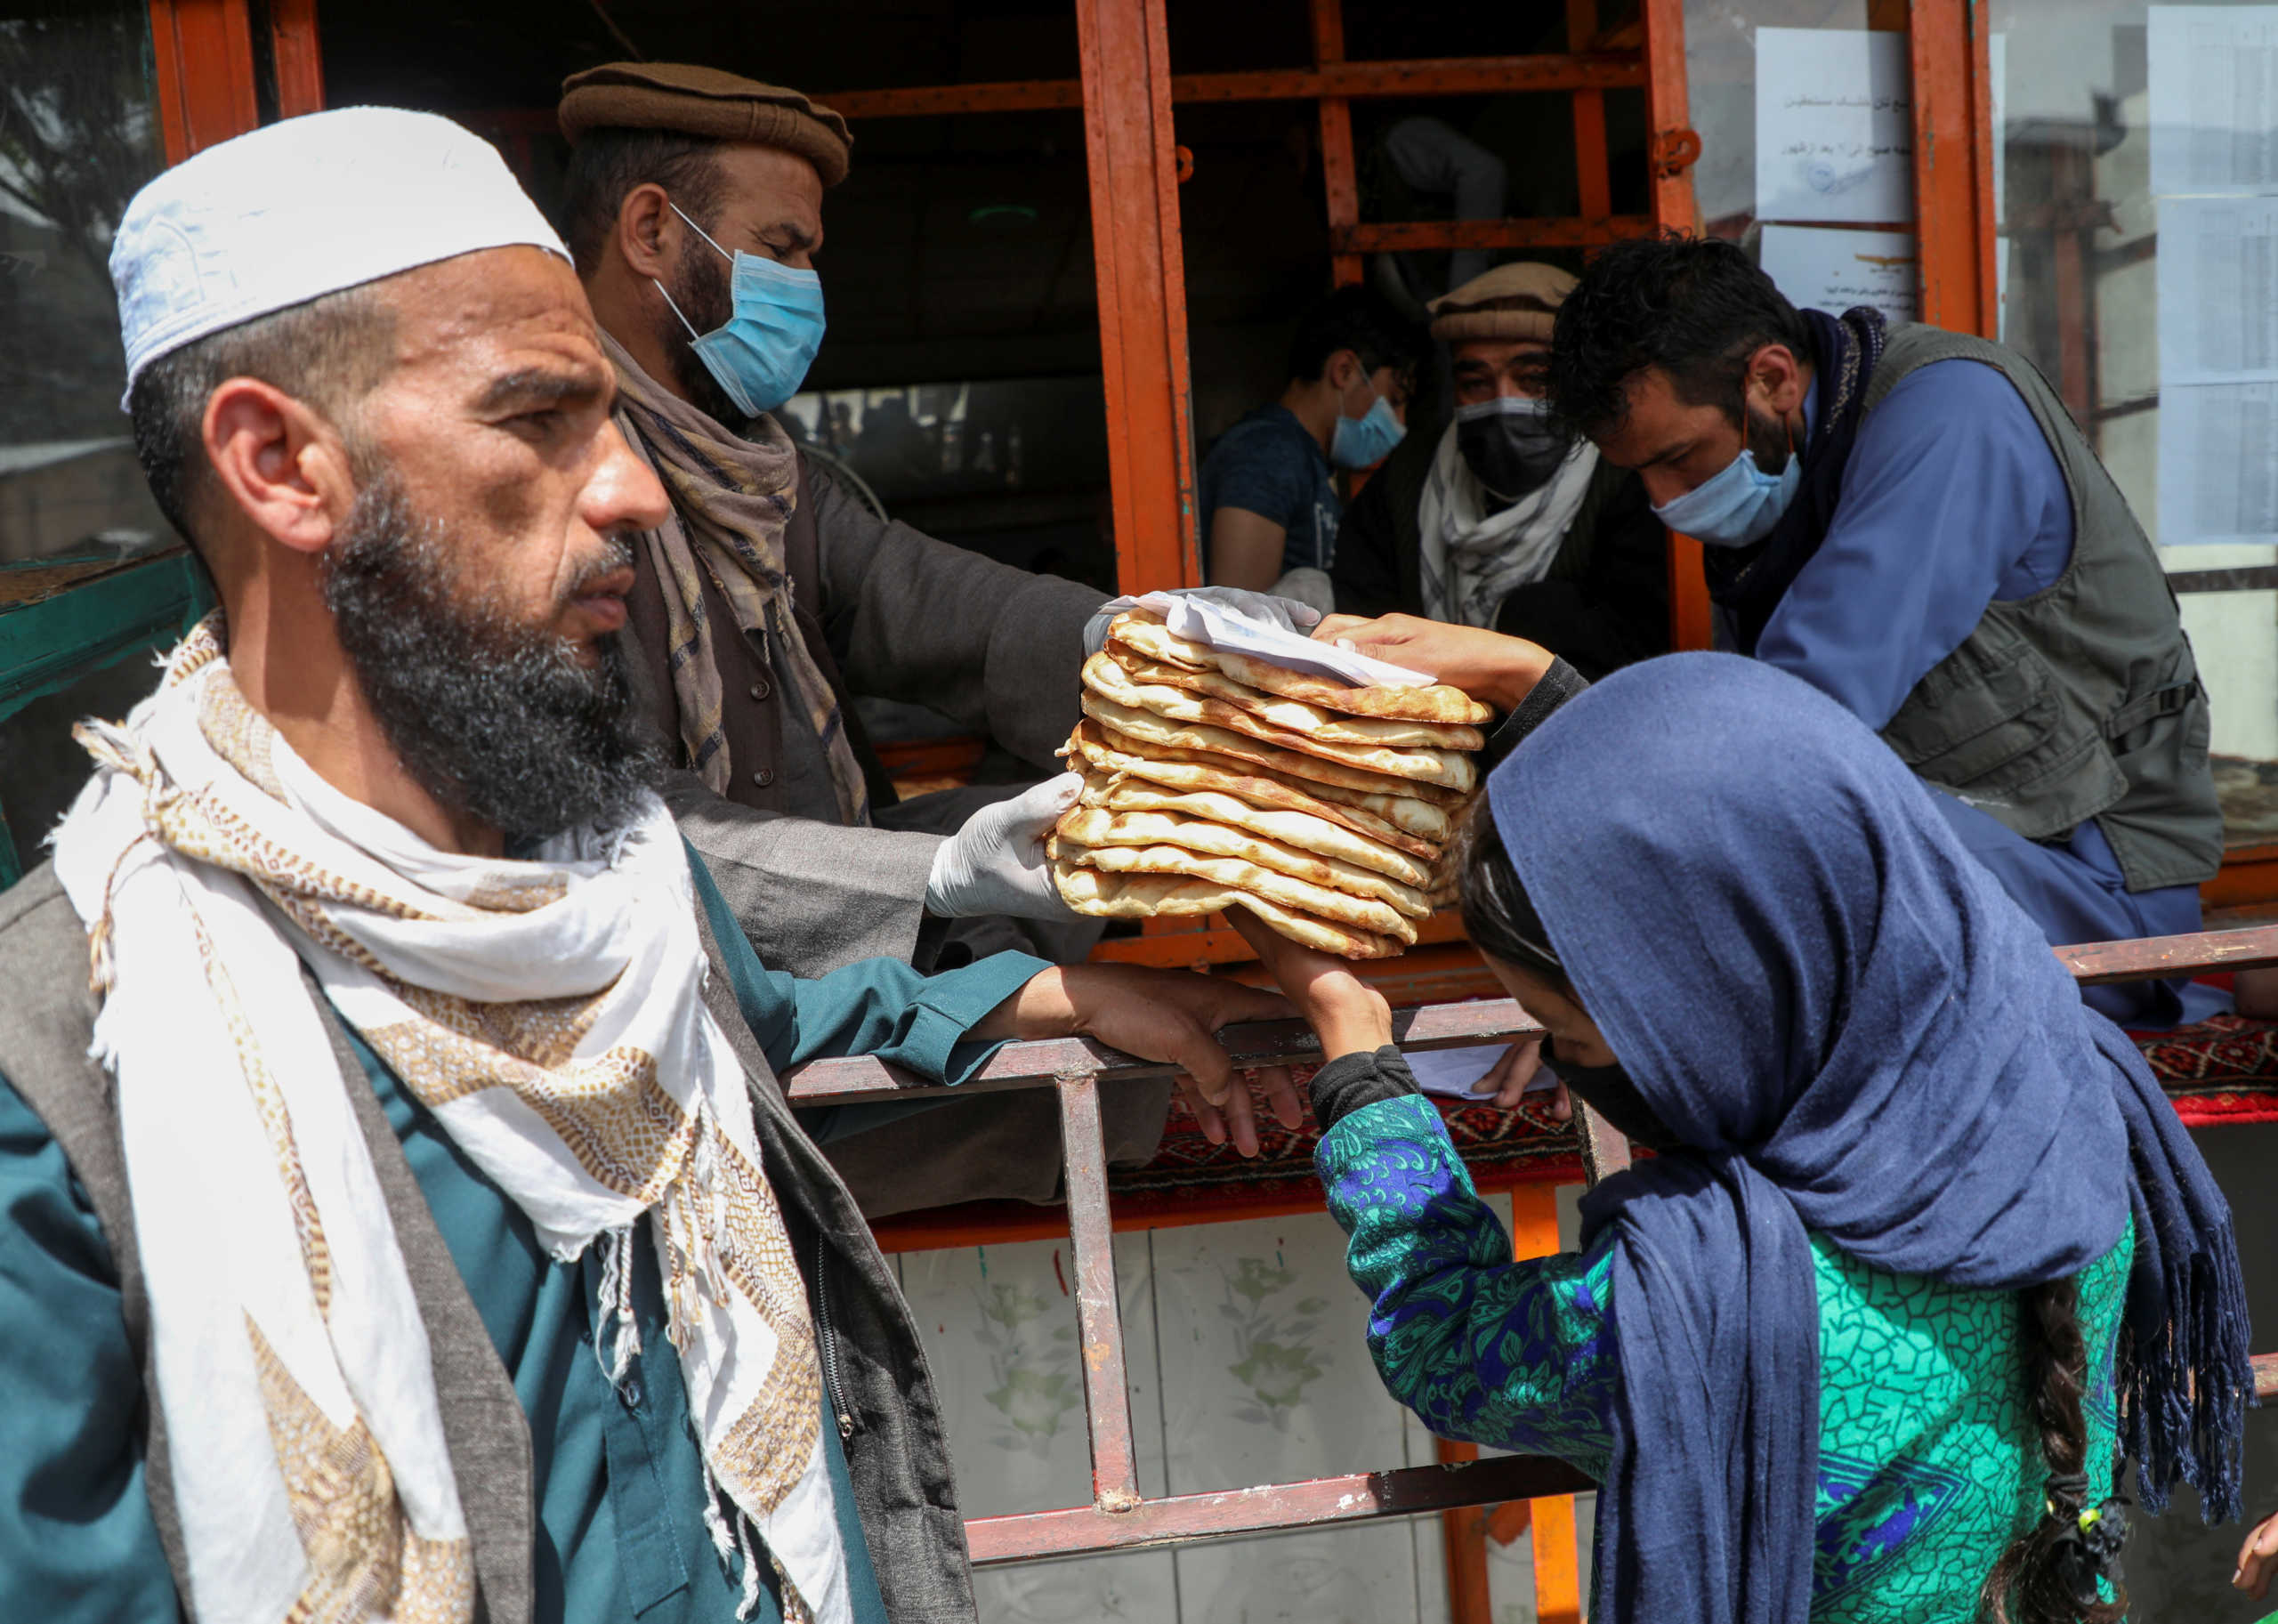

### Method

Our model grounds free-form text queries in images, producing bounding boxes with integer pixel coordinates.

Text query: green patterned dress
[1318,1093,2133,1621]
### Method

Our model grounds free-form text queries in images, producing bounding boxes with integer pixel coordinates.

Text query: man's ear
[1326,347,1363,397]
[201,377,356,557]
[617,182,677,282]
[1745,343,1808,417]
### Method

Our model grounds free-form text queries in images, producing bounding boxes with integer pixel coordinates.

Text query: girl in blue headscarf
[1233,649,2248,1624]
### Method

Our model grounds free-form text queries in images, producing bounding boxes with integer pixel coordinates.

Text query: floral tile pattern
[898,1197,1579,1620]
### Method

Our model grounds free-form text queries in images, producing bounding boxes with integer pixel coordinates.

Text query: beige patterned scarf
[606,335,869,824]
[52,618,851,1624]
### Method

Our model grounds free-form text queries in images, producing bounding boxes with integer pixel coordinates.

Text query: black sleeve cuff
[1479,658,1590,771]
[1310,1046,1421,1131]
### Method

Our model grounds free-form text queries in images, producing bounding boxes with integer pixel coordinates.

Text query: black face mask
[1539,1034,1684,1153]
[1456,399,1571,500]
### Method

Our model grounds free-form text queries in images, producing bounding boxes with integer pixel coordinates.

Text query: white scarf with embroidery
[50,619,848,1624]
[1416,419,1599,629]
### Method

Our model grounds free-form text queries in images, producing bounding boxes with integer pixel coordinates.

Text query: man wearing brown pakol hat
[555,64,1313,1214]
[1329,262,1670,680]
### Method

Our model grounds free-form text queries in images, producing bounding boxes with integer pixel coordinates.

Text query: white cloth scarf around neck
[50,618,850,1624]
[1416,418,1599,629]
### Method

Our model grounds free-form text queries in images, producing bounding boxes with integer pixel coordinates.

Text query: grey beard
[319,471,661,844]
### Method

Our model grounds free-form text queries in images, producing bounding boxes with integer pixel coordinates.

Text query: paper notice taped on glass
[1098,591,1435,688]
[1405,1042,1555,1102]
[2156,196,2278,386]
[1758,223,1919,323]
[1754,28,1915,225]
[2159,381,2278,544]
[2148,5,2278,198]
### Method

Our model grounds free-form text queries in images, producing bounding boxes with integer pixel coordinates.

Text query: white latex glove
[1082,586,1323,657]
[924,772,1086,920]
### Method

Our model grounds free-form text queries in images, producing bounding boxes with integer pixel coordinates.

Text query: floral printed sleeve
[1316,1090,1618,1476]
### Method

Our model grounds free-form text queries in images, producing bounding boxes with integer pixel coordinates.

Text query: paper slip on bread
[1103,642,1486,752]
[1070,769,1434,889]
[1055,804,1433,917]
[1112,610,1493,726]
[1063,719,1452,851]
[1083,652,1476,793]
[1048,866,1402,959]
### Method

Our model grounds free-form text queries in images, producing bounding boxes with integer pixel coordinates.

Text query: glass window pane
[0,0,174,564]
[1992,0,2278,854]
[1684,0,1892,243]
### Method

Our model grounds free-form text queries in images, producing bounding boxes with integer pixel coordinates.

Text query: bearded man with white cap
[1328,262,1670,681]
[0,106,1300,1624]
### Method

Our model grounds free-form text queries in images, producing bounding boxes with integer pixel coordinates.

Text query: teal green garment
[0,850,1046,1623]
[682,838,1041,1145]
[1318,1093,2134,1621]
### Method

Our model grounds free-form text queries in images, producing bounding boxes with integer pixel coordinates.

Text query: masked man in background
[558,64,1315,1208]
[1546,233,2222,1028]
[1329,263,1669,679]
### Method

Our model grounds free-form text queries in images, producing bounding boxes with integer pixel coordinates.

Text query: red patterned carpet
[2135,1013,2278,1127]
[1106,1014,2278,1208]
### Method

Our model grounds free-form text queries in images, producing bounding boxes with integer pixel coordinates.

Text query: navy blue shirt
[1198,404,1340,575]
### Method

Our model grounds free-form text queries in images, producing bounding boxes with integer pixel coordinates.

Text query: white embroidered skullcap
[110,106,569,408]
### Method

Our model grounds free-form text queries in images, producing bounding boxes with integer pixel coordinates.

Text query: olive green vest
[1865,326,2220,893]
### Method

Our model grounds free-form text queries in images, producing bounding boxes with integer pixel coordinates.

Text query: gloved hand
[924,772,1086,920]
[1082,586,1324,657]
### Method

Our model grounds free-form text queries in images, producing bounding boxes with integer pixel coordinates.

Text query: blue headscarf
[1486,653,2247,1624]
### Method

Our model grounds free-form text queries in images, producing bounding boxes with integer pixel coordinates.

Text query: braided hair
[1980,1279,2130,1623]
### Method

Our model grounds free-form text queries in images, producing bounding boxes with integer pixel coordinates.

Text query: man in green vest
[1543,234,2223,1027]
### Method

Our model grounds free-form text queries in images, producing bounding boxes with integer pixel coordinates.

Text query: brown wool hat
[1427,262,1579,343]
[558,62,853,187]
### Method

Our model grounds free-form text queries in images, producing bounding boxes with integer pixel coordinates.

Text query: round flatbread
[1079,691,1470,807]
[1048,832,1418,943]
[1056,804,1432,917]
[1111,610,1494,725]
[1047,861,1402,959]
[1062,718,1456,847]
[1083,653,1476,793]
[1072,769,1432,887]
[1104,641,1485,752]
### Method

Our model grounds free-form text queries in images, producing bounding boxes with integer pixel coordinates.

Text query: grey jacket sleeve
[806,459,1107,772]
[663,772,951,976]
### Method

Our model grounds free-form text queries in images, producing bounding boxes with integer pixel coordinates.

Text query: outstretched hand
[2236,1507,2278,1599]
[925,772,1084,921]
[981,963,1305,1157]
[1224,911,1393,1060]
[1312,612,1554,713]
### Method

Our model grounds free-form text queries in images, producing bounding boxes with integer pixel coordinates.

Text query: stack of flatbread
[1048,608,1491,959]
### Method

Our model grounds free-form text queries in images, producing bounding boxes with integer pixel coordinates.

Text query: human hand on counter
[1311,613,1555,713]
[1467,1038,1561,1112]
[977,962,1303,1157]
[925,773,1082,920]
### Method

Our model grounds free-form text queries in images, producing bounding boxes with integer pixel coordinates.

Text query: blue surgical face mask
[1329,389,1406,470]
[653,201,826,418]
[1649,445,1802,547]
